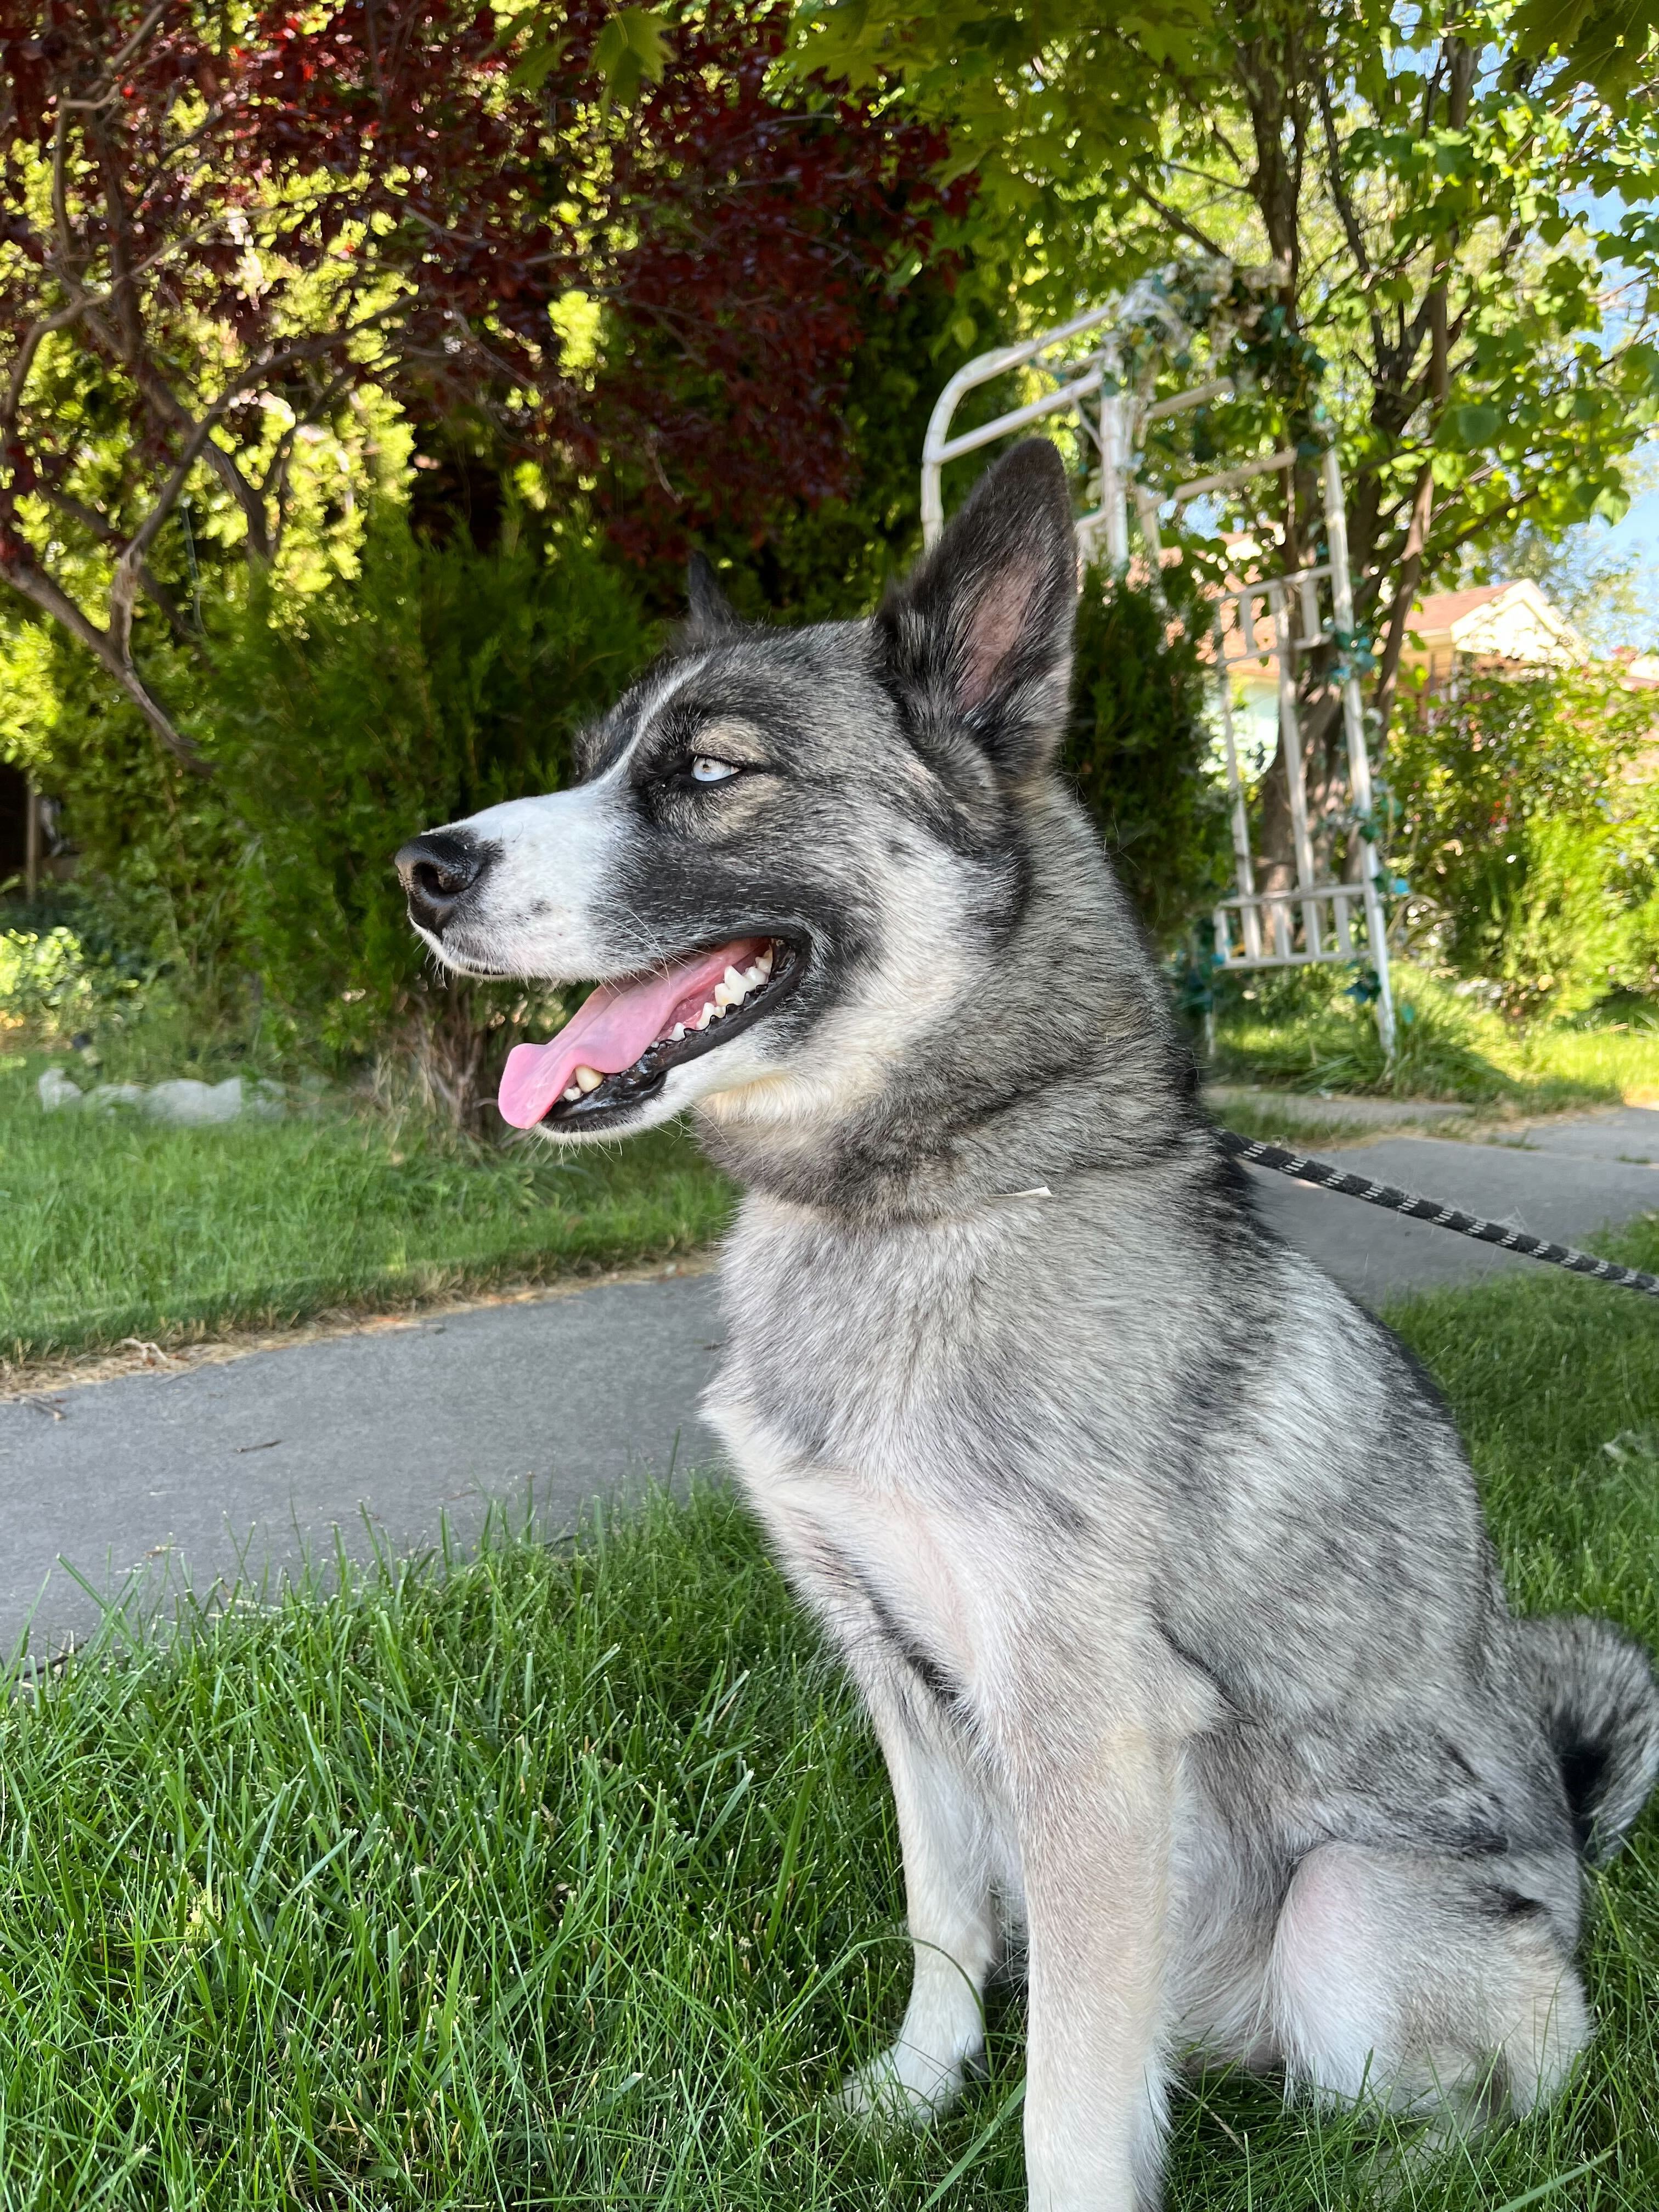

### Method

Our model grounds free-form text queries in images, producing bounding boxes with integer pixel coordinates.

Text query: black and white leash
[1218,1130,1659,1301]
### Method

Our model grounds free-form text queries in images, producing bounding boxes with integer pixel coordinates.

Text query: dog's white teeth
[756,946,774,977]
[742,961,765,987]
[670,1023,686,1042]
[695,1004,715,1030]
[574,1065,603,1094]
[713,983,735,1008]
[724,964,747,995]
[562,1085,582,1103]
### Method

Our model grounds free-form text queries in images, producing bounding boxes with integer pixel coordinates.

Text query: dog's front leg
[1018,1727,1174,2212]
[843,1674,999,2125]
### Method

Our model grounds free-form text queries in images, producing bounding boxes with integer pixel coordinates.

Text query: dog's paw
[838,2045,966,2130]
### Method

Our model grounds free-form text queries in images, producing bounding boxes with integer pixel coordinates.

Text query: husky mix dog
[396,441,1659,2210]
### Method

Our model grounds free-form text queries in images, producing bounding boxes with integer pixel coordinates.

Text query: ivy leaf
[509,33,569,91]
[591,9,671,108]
[1439,402,1503,451]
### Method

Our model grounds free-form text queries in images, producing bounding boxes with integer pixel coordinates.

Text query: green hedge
[1063,564,1231,951]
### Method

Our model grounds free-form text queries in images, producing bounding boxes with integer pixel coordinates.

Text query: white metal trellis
[920,279,1396,1056]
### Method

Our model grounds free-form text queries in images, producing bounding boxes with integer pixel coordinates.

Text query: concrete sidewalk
[3,1107,1654,1657]
[2,1268,725,1658]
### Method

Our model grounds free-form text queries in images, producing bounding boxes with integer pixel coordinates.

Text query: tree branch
[0,548,207,772]
[1160,158,1255,199]
[38,488,195,644]
[1430,483,1538,561]
[5,214,242,438]
[257,360,362,556]
[2,297,89,438]
[120,323,396,573]
[1371,459,1435,735]
[1122,178,1231,261]
[108,408,230,659]
[104,0,171,85]
[1316,74,1386,373]
[128,360,272,560]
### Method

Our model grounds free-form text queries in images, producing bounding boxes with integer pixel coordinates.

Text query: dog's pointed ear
[877,439,1077,778]
[682,551,739,644]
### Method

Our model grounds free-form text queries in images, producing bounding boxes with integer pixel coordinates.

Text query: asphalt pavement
[1247,1110,1659,1296]
[3,1107,1655,1657]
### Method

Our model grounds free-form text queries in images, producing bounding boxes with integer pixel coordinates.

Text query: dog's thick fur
[399,442,1659,2209]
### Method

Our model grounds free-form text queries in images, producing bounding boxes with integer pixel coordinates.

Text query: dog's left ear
[877,438,1076,779]
[682,552,740,645]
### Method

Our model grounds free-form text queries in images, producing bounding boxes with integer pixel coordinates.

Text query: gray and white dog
[397,440,1658,2210]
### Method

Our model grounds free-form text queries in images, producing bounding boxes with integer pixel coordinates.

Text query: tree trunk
[400,990,498,1133]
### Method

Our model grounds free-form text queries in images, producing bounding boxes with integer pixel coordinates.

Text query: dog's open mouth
[498,935,803,1129]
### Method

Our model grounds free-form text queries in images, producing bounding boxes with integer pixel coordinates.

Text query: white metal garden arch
[920,270,1396,1054]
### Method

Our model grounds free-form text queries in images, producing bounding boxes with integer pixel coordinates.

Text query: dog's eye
[690,756,738,785]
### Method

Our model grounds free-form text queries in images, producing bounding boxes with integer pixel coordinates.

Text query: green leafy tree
[794,0,1659,889]
[0,0,952,766]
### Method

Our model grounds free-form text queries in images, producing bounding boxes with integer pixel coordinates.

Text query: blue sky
[1538,189,1659,644]
[1604,473,1659,563]
[1555,486,1659,648]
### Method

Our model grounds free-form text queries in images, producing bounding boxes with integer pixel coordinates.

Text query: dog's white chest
[702,1206,1046,1699]
[707,1378,992,1695]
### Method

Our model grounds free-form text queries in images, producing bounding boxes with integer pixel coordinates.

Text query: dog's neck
[693,791,1211,1230]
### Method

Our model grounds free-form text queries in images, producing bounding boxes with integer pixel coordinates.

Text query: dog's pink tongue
[498,938,765,1128]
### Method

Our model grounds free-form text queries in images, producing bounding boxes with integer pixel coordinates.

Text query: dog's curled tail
[1515,1613,1659,1864]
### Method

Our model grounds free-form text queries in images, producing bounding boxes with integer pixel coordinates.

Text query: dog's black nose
[395,829,489,934]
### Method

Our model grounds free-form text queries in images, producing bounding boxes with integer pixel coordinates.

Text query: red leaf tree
[581,3,958,573]
[0,0,954,764]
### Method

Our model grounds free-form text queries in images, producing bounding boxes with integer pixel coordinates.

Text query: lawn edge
[0,1246,720,1400]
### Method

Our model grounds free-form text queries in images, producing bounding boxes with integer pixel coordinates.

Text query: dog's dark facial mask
[394,440,1078,1143]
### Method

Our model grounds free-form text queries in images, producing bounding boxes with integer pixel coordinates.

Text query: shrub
[1212,962,1513,1099]
[208,510,651,1105]
[1386,663,1659,1020]
[5,511,654,1117]
[0,922,121,1043]
[1063,565,1232,951]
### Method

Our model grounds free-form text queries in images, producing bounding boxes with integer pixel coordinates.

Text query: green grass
[0,1263,1654,2207]
[1205,1096,1473,1148]
[1212,967,1659,1111]
[7,952,1656,1370]
[0,1055,732,1366]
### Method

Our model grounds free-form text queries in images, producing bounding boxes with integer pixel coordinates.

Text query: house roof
[1221,574,1590,692]
[1615,648,1659,690]
[1406,578,1587,665]
[1407,583,1508,630]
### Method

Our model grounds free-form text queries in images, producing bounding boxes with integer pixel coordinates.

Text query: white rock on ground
[144,1077,247,1125]
[36,1068,286,1122]
[85,1084,148,1112]
[37,1068,83,1111]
